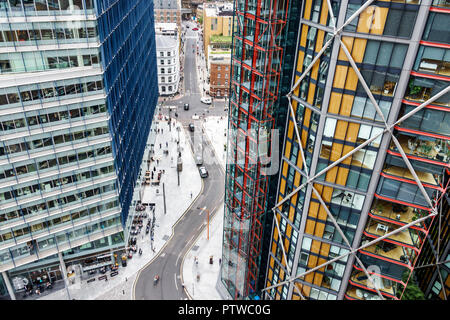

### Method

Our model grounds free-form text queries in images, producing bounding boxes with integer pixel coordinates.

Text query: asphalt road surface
[160,21,228,121]
[133,20,226,300]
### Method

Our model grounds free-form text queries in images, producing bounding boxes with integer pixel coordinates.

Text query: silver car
[199,166,208,178]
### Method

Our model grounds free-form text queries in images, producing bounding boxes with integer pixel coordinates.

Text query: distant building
[156,35,180,96]
[202,2,233,63]
[207,46,231,98]
[154,0,181,27]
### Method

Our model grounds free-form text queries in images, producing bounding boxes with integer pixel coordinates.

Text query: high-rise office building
[220,0,301,299]
[222,0,449,300]
[0,0,158,299]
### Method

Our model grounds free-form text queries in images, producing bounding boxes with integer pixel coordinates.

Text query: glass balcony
[404,77,450,107]
[388,132,449,169]
[370,198,429,228]
[345,285,383,300]
[364,218,420,250]
[359,235,416,268]
[376,165,441,207]
[350,271,397,299]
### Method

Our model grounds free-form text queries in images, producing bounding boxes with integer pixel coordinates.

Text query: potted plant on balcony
[375,244,383,254]
[376,204,383,215]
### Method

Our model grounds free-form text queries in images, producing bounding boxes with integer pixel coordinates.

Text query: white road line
[176,250,183,266]
[174,273,178,291]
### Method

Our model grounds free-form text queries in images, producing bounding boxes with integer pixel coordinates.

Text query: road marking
[176,250,183,266]
[174,274,179,291]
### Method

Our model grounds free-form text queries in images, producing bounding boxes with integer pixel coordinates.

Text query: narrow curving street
[133,20,226,300]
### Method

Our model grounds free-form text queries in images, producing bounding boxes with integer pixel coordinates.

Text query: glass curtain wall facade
[0,0,157,298]
[263,0,449,300]
[221,0,300,300]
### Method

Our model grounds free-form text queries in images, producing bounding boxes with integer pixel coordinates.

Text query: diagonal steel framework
[262,0,450,300]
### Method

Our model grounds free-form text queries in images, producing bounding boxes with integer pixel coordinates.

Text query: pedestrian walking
[160,143,162,149]
[166,142,168,147]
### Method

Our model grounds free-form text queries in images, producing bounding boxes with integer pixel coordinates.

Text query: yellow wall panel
[305,272,315,284]
[333,66,348,89]
[325,166,338,184]
[336,167,349,186]
[314,221,325,238]
[345,68,359,91]
[305,219,316,235]
[370,7,389,35]
[308,201,320,219]
[346,122,360,143]
[318,205,328,221]
[334,120,349,140]
[340,94,355,117]
[273,227,279,242]
[286,224,292,238]
[352,38,367,63]
[357,6,375,34]
[279,178,286,195]
[289,204,296,222]
[338,37,354,61]
[294,171,301,187]
[279,269,285,280]
[321,186,333,203]
[320,242,331,257]
[330,143,344,162]
[284,140,291,159]
[319,1,329,25]
[282,161,288,178]
[287,120,295,140]
[267,268,273,281]
[328,92,342,114]
[307,83,316,105]
[303,0,312,20]
[315,29,325,54]
[342,144,354,165]
[313,272,323,286]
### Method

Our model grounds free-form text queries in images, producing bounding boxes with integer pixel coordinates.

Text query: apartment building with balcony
[260,0,449,301]
[0,0,158,299]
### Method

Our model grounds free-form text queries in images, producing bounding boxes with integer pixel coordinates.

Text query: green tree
[399,271,425,300]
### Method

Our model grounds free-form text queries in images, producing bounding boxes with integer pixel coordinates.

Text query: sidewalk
[181,115,230,300]
[32,117,202,300]
[195,29,209,97]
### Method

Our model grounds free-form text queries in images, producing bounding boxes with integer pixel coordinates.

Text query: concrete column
[1,271,16,300]
[58,252,72,300]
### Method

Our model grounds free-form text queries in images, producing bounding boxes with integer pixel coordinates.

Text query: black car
[189,123,195,132]
[184,103,189,110]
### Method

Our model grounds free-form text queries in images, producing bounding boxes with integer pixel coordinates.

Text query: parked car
[192,28,199,31]
[201,97,212,104]
[189,123,195,132]
[199,166,208,178]
[184,103,189,110]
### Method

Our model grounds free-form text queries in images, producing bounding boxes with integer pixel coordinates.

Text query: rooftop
[204,2,234,17]
[154,0,180,10]
[155,35,178,50]
[210,35,232,43]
